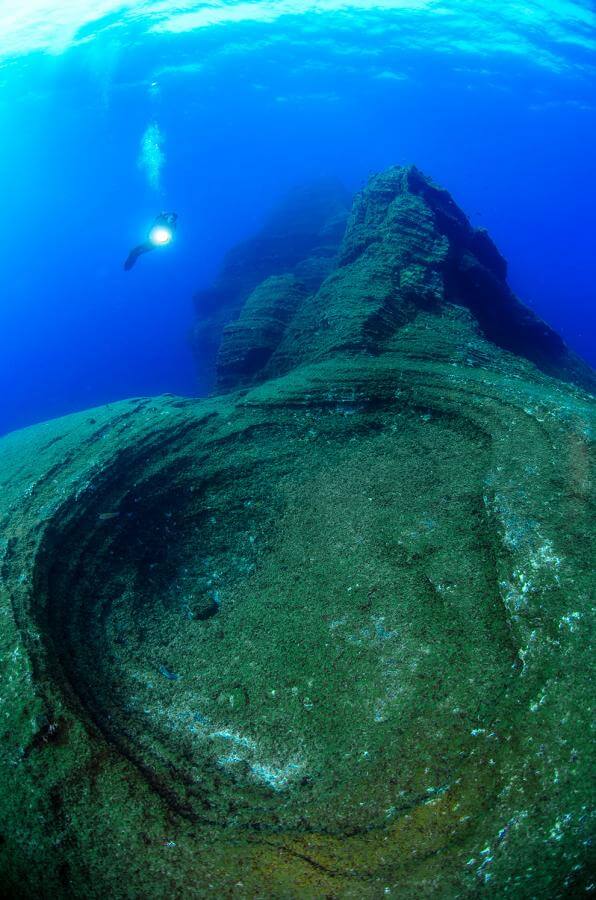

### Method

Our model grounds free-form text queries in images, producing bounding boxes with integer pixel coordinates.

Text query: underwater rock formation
[191,178,350,392]
[1,166,594,898]
[217,165,595,394]
[216,274,307,390]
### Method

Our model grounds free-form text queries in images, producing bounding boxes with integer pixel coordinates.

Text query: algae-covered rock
[216,274,307,390]
[191,178,350,393]
[1,167,594,898]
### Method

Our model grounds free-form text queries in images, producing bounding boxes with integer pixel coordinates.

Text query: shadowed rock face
[216,274,307,390]
[216,166,596,394]
[191,178,351,393]
[1,167,594,897]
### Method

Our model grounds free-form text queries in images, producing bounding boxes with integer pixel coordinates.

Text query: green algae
[1,167,594,897]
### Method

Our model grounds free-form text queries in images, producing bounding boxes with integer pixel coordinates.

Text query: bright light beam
[148,224,173,245]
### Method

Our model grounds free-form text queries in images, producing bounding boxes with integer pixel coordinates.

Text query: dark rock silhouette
[215,166,595,394]
[192,178,350,392]
[216,274,307,390]
[0,166,593,897]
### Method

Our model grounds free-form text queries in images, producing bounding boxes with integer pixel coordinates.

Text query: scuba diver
[124,212,178,271]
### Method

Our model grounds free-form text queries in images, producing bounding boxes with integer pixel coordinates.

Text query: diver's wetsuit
[124,212,178,271]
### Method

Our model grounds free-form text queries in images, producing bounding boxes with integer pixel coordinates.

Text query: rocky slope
[216,166,595,395]
[0,166,594,898]
[191,178,350,392]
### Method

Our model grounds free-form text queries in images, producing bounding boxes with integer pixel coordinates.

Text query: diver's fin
[124,242,152,271]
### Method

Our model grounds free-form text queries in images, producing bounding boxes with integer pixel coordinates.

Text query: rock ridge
[215,165,595,394]
[191,178,351,392]
[0,166,594,897]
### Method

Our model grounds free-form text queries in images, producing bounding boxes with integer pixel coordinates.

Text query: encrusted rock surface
[1,167,594,898]
[191,178,350,393]
[217,274,307,390]
[217,166,595,394]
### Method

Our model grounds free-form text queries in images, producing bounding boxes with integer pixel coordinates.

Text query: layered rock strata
[0,167,594,898]
[191,178,350,392]
[216,166,595,394]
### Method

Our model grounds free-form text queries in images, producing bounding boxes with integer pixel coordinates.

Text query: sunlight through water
[1,0,595,74]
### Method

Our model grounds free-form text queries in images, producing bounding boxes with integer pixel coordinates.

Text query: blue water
[0,1,594,436]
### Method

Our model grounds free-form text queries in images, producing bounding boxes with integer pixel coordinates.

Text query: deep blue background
[0,13,594,436]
